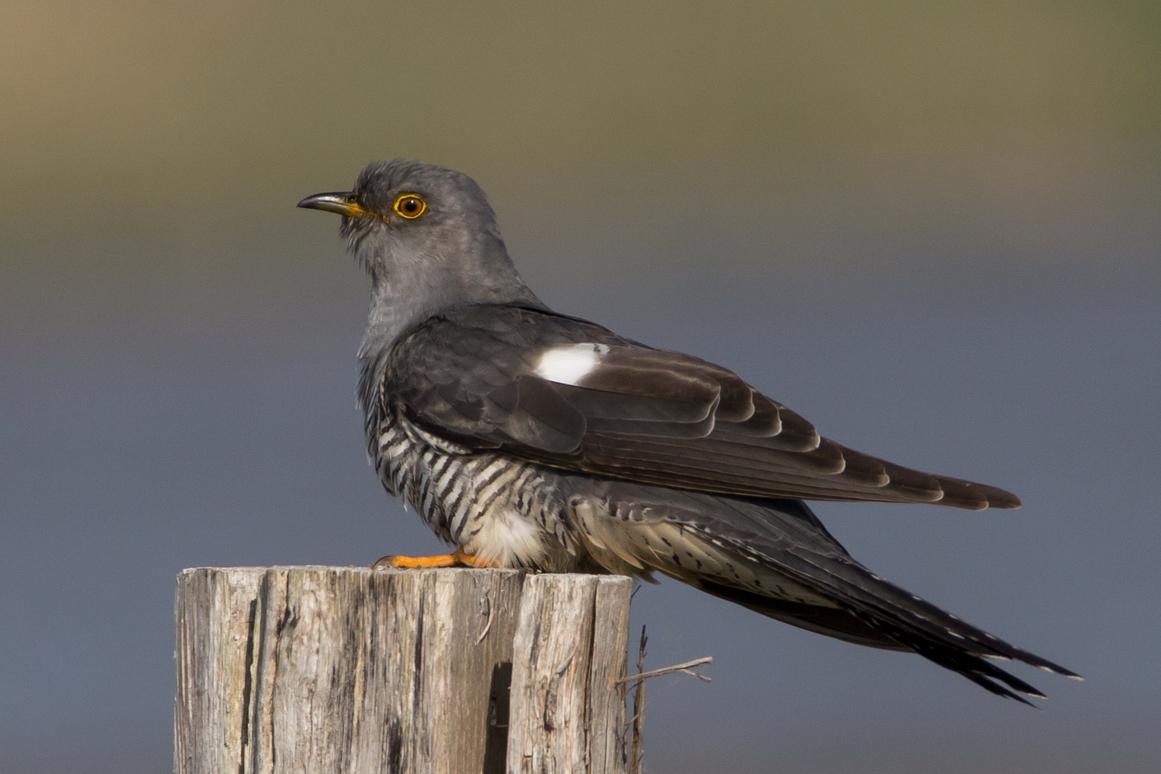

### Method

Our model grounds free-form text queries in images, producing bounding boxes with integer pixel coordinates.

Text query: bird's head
[299,159,544,341]
[298,159,506,277]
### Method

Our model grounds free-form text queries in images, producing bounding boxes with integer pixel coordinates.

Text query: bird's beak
[296,191,369,217]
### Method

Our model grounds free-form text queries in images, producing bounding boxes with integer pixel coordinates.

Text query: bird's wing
[380,306,1020,510]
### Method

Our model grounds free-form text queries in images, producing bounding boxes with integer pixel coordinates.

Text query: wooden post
[506,574,632,774]
[175,567,632,774]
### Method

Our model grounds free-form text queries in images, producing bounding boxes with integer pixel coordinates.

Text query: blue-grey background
[2,2,1159,772]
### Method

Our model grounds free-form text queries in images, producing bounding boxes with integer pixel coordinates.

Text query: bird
[298,159,1078,704]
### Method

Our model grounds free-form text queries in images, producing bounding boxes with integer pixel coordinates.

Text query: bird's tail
[692,565,1079,705]
[573,482,1080,704]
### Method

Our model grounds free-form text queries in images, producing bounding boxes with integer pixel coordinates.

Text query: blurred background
[2,2,1159,772]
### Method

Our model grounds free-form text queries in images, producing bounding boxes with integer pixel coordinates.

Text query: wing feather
[381,306,1020,510]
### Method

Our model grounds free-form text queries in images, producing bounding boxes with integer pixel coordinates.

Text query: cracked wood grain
[175,568,631,774]
[176,567,524,774]
[505,574,632,774]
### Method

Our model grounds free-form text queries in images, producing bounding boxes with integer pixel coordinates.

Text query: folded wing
[380,306,1020,510]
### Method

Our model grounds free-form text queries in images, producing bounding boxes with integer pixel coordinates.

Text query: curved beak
[296,191,368,217]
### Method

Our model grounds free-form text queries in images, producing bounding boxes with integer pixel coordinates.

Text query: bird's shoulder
[381,303,767,422]
[375,304,635,453]
[390,304,628,364]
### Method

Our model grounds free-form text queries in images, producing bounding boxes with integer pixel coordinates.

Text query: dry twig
[628,626,647,774]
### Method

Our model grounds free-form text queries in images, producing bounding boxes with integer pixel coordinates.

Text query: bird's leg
[371,546,497,570]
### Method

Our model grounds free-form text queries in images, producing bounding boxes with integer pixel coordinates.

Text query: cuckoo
[299,159,1078,703]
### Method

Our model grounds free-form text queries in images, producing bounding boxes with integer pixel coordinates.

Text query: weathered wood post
[506,574,631,774]
[175,567,632,774]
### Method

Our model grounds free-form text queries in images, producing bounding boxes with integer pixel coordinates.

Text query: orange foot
[372,546,498,570]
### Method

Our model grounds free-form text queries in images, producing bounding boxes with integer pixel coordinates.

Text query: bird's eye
[393,194,428,219]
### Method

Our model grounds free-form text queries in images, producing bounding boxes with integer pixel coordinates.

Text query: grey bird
[298,159,1078,704]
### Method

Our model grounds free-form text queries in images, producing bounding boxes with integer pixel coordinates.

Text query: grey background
[2,2,1159,772]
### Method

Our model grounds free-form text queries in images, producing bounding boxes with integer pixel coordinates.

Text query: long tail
[694,566,1079,705]
[575,482,1081,703]
[686,497,1081,704]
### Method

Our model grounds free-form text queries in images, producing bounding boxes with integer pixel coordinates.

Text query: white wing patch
[535,343,610,386]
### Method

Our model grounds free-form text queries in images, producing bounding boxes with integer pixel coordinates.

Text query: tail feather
[582,481,1079,703]
[697,567,1074,704]
[743,548,1079,701]
[862,615,1048,705]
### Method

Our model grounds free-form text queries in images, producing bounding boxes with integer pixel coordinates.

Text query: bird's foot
[372,546,497,570]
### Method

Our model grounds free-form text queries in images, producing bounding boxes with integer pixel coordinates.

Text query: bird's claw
[371,546,497,570]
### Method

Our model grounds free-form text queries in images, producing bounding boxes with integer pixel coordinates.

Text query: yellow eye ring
[393,194,428,219]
